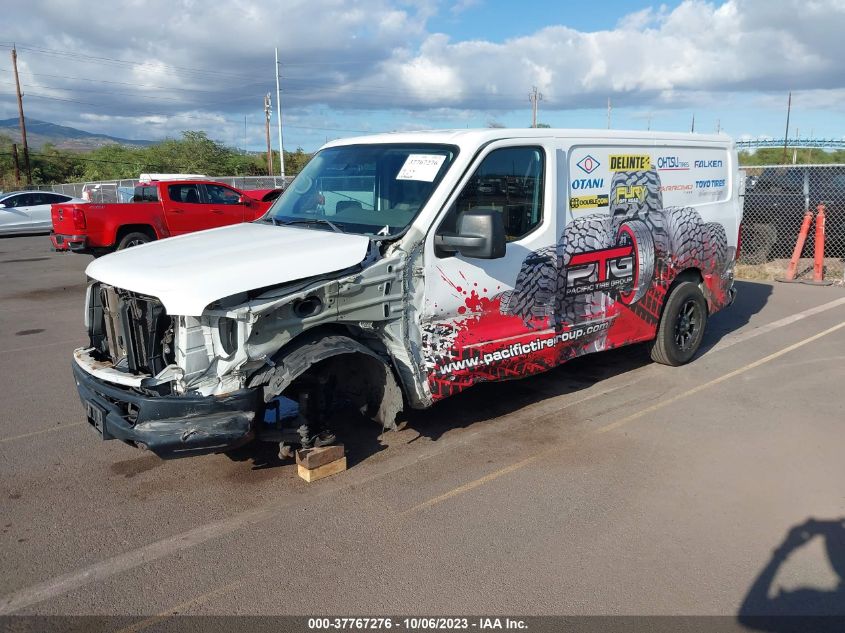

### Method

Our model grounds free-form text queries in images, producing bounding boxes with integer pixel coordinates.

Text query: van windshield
[262,143,458,237]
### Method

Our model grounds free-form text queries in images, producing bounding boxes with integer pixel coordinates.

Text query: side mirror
[435,208,506,259]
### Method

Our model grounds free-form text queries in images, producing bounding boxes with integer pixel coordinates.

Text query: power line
[0,42,532,105]
[0,68,268,95]
[0,43,265,82]
[0,150,170,169]
[1,89,376,134]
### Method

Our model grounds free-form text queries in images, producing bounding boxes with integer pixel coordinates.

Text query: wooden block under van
[296,444,345,469]
[297,456,347,483]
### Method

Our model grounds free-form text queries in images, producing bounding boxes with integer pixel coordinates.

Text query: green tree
[0,130,313,186]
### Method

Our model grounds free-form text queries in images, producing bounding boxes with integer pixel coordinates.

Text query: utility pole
[646,112,651,131]
[12,143,21,188]
[690,114,695,133]
[715,119,721,134]
[792,127,799,165]
[607,98,612,129]
[264,93,274,176]
[781,91,792,164]
[807,128,814,164]
[275,48,285,181]
[11,46,32,186]
[529,86,543,128]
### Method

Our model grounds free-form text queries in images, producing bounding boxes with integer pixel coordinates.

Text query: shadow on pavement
[231,279,773,469]
[702,280,773,352]
[738,517,845,632]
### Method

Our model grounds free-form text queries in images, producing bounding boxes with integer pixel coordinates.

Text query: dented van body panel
[72,129,740,459]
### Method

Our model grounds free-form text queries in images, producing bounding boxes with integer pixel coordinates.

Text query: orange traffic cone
[781,209,814,282]
[780,204,833,285]
[804,204,833,286]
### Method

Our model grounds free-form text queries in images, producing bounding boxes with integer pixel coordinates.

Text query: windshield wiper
[279,218,344,233]
[258,216,280,225]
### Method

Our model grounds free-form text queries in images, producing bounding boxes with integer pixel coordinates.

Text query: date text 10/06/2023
[307,617,529,630]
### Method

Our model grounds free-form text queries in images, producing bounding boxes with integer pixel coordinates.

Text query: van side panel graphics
[423,167,735,400]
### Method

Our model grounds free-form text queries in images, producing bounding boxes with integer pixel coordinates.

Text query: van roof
[322,129,733,153]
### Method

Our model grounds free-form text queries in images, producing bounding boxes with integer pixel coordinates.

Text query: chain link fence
[27,166,845,284]
[32,176,293,203]
[739,164,845,283]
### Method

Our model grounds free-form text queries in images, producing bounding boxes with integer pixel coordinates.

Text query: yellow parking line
[594,320,845,435]
[0,422,84,444]
[402,454,543,515]
[0,338,82,355]
[405,320,845,514]
[114,578,247,633]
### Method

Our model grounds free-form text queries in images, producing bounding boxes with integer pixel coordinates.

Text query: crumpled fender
[248,333,404,429]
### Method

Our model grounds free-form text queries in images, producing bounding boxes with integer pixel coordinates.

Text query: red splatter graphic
[426,259,734,402]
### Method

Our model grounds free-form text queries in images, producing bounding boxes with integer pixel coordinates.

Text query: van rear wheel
[650,281,707,366]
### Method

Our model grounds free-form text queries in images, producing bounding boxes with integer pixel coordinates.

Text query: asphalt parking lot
[1,234,845,624]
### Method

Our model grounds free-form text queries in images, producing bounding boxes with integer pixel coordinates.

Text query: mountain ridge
[0,118,154,150]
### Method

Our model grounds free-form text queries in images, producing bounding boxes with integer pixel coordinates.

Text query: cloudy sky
[1,0,844,153]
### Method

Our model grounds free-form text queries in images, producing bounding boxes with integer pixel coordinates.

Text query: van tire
[650,281,708,366]
[741,223,776,264]
[664,207,705,270]
[703,222,729,274]
[557,214,612,325]
[616,219,654,305]
[116,231,152,250]
[608,170,664,222]
[501,245,557,322]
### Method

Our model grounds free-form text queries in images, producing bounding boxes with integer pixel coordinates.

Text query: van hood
[85,222,371,316]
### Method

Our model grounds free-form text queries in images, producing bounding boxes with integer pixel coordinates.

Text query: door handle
[211,209,224,214]
[172,208,185,214]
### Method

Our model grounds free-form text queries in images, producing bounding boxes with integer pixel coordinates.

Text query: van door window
[445,147,544,242]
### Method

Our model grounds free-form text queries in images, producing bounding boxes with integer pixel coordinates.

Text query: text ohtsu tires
[650,281,708,366]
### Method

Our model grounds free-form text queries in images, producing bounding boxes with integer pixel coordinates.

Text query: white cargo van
[72,129,740,458]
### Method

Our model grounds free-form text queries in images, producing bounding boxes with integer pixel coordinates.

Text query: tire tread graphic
[557,214,612,325]
[616,219,655,305]
[703,221,728,274]
[500,245,556,322]
[498,169,725,348]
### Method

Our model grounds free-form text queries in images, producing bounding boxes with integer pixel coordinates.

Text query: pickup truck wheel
[116,232,152,250]
[650,280,707,366]
[741,223,776,264]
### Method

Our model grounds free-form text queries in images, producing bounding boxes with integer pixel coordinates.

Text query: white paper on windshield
[396,154,446,182]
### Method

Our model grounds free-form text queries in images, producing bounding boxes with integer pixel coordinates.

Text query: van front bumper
[72,361,259,459]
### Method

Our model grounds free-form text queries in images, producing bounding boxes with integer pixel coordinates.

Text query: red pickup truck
[51,179,278,254]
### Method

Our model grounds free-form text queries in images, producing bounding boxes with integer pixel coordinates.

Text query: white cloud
[1,0,843,145]
[451,0,481,15]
